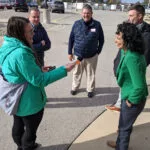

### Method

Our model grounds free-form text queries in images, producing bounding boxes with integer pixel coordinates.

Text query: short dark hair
[29,7,40,14]
[7,16,30,47]
[82,4,92,12]
[116,22,144,54]
[129,4,145,16]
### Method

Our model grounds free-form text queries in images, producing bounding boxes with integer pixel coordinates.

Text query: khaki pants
[72,54,98,92]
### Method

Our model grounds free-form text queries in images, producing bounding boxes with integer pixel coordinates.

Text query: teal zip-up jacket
[0,36,67,116]
[116,49,148,104]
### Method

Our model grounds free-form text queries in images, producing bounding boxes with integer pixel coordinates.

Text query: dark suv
[13,0,28,12]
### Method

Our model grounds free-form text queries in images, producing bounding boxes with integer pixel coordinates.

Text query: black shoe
[70,90,77,95]
[20,143,41,150]
[32,143,41,149]
[17,147,22,150]
[88,92,94,98]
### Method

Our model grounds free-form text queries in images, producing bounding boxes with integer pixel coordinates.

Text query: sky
[103,0,145,3]
[120,0,144,3]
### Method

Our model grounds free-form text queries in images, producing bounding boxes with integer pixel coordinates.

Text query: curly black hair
[116,22,144,54]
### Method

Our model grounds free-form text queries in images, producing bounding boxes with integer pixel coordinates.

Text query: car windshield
[54,1,63,4]
[0,0,10,3]
[16,0,25,3]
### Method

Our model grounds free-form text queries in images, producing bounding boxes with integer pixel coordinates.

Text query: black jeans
[12,109,44,150]
[116,100,146,150]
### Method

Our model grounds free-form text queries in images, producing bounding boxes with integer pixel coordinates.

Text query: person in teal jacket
[0,16,75,150]
[107,22,148,150]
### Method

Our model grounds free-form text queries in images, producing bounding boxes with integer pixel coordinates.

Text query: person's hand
[126,100,132,107]
[68,54,74,61]
[42,66,50,72]
[41,40,46,46]
[65,61,76,72]
[42,66,56,72]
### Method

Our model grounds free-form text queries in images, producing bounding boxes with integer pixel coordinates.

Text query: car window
[54,1,63,4]
[0,0,10,3]
[16,0,26,3]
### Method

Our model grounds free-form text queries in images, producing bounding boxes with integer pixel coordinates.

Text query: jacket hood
[0,36,32,65]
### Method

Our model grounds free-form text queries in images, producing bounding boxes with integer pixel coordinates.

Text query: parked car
[9,0,15,7]
[13,0,28,12]
[40,0,49,9]
[49,1,65,13]
[0,0,12,9]
[41,0,65,13]
[145,5,150,14]
[27,1,38,8]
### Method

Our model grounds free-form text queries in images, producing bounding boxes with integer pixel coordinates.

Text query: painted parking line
[51,14,72,23]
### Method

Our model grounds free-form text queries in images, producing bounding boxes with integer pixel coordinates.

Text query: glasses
[25,28,34,35]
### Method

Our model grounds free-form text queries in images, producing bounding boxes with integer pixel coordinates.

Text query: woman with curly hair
[107,22,148,150]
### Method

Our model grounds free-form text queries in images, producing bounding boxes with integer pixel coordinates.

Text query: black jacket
[138,21,150,66]
[32,23,51,54]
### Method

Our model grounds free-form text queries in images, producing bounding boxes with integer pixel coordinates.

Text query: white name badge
[91,28,96,32]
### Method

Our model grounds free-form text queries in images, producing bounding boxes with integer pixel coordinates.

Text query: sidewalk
[69,99,150,150]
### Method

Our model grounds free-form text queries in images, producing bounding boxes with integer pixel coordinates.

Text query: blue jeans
[116,100,146,150]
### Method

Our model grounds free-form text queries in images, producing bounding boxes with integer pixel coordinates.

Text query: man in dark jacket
[106,4,150,113]
[28,8,51,66]
[68,4,104,98]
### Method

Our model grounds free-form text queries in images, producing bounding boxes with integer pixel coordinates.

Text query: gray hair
[82,4,93,12]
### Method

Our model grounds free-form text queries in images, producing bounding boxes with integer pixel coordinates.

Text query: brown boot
[105,105,121,112]
[107,140,116,148]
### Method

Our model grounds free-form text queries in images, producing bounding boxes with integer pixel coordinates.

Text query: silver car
[48,0,65,13]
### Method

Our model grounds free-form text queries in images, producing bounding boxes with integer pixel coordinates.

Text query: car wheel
[15,9,17,12]
[61,10,64,13]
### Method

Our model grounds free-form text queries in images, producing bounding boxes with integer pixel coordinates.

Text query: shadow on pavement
[38,123,150,150]
[39,144,69,150]
[46,87,119,108]
[68,122,150,150]
[142,108,150,112]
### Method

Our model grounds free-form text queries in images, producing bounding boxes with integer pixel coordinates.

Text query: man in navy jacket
[68,4,104,98]
[29,8,51,66]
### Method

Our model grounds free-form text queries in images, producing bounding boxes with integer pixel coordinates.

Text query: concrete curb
[69,99,150,150]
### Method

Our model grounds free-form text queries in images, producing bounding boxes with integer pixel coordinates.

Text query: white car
[145,8,150,14]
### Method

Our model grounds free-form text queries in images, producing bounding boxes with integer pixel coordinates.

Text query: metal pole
[43,0,50,24]
[76,0,77,12]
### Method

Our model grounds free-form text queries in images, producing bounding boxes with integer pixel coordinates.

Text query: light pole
[43,0,50,24]
[76,0,77,12]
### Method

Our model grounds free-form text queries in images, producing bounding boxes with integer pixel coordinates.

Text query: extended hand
[65,61,76,72]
